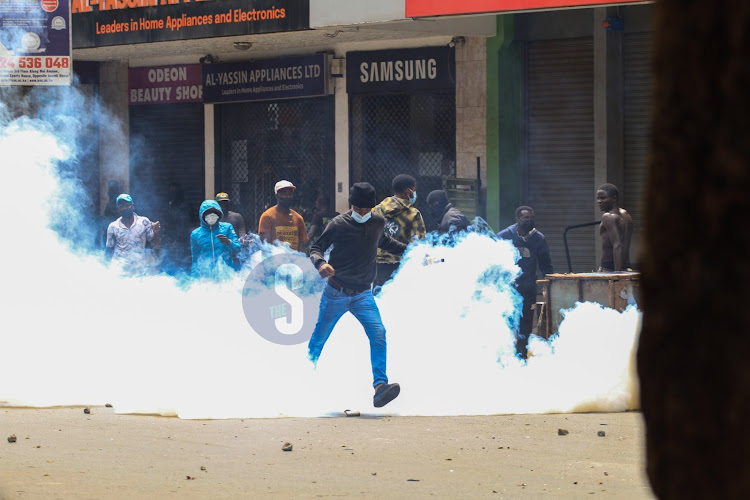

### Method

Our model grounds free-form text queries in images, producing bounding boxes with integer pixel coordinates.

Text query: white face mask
[351,210,371,224]
[204,213,220,226]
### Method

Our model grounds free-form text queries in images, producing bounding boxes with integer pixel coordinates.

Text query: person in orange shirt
[258,180,309,253]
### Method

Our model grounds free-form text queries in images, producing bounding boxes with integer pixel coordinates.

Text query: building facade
[68,0,652,271]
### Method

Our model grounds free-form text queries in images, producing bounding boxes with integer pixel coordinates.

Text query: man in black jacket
[308,183,407,408]
[426,190,471,234]
[497,206,554,358]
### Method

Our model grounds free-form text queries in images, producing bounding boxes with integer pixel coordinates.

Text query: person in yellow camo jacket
[371,174,426,291]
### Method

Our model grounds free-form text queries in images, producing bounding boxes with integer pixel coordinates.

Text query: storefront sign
[406,0,649,17]
[129,64,203,105]
[202,54,328,104]
[73,0,308,48]
[346,46,455,95]
[0,0,72,86]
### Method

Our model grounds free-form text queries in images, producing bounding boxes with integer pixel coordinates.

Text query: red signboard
[128,65,203,105]
[406,0,648,17]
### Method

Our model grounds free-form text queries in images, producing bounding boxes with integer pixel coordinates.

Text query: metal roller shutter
[129,103,205,222]
[525,38,595,273]
[623,32,651,269]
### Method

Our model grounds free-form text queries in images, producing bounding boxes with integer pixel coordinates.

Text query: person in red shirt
[258,180,309,253]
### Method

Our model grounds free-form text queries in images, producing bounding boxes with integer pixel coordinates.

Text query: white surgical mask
[204,213,220,226]
[409,191,417,205]
[351,211,371,224]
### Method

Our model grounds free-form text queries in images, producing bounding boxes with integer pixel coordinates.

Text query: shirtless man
[596,183,633,272]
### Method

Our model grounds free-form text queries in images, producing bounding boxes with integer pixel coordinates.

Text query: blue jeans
[308,283,388,387]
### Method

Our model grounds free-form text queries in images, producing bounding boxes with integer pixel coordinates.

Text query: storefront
[346,46,456,224]
[71,0,312,221]
[204,54,335,232]
[407,0,651,271]
[128,64,205,222]
[516,7,652,272]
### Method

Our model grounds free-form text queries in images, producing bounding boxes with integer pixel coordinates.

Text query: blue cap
[116,194,133,204]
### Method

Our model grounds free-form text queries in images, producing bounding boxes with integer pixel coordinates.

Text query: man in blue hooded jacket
[190,200,241,279]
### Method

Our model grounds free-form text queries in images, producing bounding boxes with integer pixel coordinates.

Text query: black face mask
[277,197,293,208]
[520,220,535,232]
[429,204,443,219]
[119,209,134,218]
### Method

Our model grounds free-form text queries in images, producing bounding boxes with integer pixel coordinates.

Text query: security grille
[349,91,456,216]
[217,96,335,233]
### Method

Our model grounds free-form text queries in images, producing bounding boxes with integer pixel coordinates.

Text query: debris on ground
[598,431,606,437]
[105,404,113,408]
[282,442,293,451]
[83,408,91,414]
[186,476,195,480]
[7,435,16,443]
[407,479,420,482]
[558,429,569,436]
[344,409,360,417]
[200,466,207,471]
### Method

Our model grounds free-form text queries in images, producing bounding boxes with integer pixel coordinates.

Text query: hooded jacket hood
[425,191,446,217]
[199,200,224,228]
[191,200,241,280]
[437,204,471,234]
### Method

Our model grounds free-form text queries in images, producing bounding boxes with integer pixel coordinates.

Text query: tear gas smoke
[0,88,641,418]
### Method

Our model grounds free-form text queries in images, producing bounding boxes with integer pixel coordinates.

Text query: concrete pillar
[455,36,487,219]
[593,7,624,264]
[204,103,215,199]
[333,54,349,214]
[98,61,130,213]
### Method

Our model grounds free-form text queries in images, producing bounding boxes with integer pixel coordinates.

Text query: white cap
[274,180,296,194]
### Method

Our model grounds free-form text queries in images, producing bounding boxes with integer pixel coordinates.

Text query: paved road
[0,408,654,499]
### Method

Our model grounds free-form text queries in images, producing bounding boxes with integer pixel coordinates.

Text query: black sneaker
[373,383,400,408]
